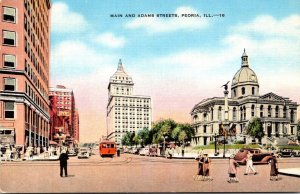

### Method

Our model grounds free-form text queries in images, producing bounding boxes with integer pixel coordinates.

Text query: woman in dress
[228,154,239,183]
[203,154,213,181]
[270,154,279,181]
[194,154,204,181]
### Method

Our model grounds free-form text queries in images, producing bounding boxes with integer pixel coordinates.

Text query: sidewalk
[162,152,231,159]
[279,168,300,177]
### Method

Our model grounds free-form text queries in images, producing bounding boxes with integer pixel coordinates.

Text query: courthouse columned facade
[191,50,298,146]
[106,60,152,146]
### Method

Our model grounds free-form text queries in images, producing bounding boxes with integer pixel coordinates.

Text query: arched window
[251,105,255,117]
[218,106,222,121]
[268,105,272,117]
[260,105,264,117]
[203,113,207,121]
[193,115,198,123]
[234,89,236,97]
[252,87,255,95]
[275,106,279,118]
[211,108,214,121]
[233,107,237,121]
[243,106,246,120]
[242,87,245,95]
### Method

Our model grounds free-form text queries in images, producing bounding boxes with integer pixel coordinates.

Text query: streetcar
[99,141,116,157]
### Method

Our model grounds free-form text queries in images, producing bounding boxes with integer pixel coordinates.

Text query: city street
[1,154,300,193]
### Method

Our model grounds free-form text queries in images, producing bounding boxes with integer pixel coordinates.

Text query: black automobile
[277,148,296,158]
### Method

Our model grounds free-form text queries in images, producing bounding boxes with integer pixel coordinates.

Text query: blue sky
[50,0,300,142]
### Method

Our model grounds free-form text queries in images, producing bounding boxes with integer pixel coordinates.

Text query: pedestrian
[270,153,279,181]
[244,152,257,175]
[194,154,204,181]
[59,149,69,177]
[228,154,239,183]
[203,154,213,181]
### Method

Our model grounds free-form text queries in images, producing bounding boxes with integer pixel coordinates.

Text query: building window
[268,105,272,117]
[203,125,207,133]
[218,106,222,121]
[283,106,287,118]
[5,101,15,119]
[241,87,245,95]
[3,7,16,23]
[233,89,236,97]
[3,54,16,68]
[3,30,16,46]
[290,110,295,123]
[252,87,255,95]
[240,107,243,121]
[233,107,237,121]
[275,106,279,118]
[251,105,255,117]
[4,78,16,91]
[291,126,294,135]
[260,105,264,117]
[243,106,246,120]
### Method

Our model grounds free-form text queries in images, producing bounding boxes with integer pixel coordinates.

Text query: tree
[246,117,265,143]
[137,128,150,147]
[121,132,132,146]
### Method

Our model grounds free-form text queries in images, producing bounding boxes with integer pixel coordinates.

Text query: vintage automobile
[148,147,158,157]
[67,148,77,156]
[77,148,90,159]
[277,148,296,157]
[234,148,273,165]
[139,147,150,156]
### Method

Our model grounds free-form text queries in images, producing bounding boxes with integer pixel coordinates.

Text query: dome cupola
[231,49,259,99]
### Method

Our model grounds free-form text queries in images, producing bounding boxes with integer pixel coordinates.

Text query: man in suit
[59,149,69,177]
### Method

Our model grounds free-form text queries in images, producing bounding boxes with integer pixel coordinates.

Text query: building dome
[231,49,259,98]
[232,66,258,86]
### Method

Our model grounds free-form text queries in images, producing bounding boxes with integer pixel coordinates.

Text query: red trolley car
[99,141,116,157]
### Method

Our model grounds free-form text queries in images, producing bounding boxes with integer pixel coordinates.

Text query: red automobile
[234,148,273,165]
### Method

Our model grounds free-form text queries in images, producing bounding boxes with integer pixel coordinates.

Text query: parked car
[148,147,158,157]
[277,148,296,157]
[131,147,140,154]
[139,147,150,156]
[234,148,273,164]
[77,148,90,159]
[68,148,77,156]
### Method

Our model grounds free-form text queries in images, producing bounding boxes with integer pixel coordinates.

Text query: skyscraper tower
[106,60,152,146]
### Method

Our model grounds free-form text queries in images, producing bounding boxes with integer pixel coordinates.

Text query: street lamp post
[214,133,218,156]
[222,81,230,158]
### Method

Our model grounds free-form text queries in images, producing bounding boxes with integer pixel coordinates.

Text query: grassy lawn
[277,145,300,150]
[192,143,260,150]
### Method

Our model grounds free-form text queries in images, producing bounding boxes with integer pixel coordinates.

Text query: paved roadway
[0,154,300,193]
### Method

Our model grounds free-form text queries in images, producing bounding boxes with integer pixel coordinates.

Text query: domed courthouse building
[190,50,298,146]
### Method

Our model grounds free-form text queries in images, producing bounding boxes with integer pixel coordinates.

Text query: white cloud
[125,6,209,33]
[95,32,126,48]
[51,2,88,33]
[232,15,300,38]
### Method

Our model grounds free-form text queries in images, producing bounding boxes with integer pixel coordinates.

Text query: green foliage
[137,128,150,147]
[246,117,265,140]
[121,132,133,146]
[278,145,300,150]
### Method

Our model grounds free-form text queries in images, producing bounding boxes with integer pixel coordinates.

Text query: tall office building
[0,0,51,146]
[49,85,79,145]
[106,60,152,146]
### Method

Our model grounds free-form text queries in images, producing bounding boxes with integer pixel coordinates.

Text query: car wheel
[268,158,273,164]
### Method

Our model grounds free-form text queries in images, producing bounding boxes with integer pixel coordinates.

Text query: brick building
[49,85,79,145]
[0,0,51,146]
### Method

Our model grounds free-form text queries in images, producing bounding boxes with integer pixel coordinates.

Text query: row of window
[115,97,150,103]
[195,105,296,123]
[233,87,256,97]
[25,104,49,134]
[25,0,50,56]
[25,60,47,99]
[25,81,48,113]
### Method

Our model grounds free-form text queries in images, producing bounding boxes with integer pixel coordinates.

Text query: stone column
[271,123,275,136]
[279,123,283,137]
